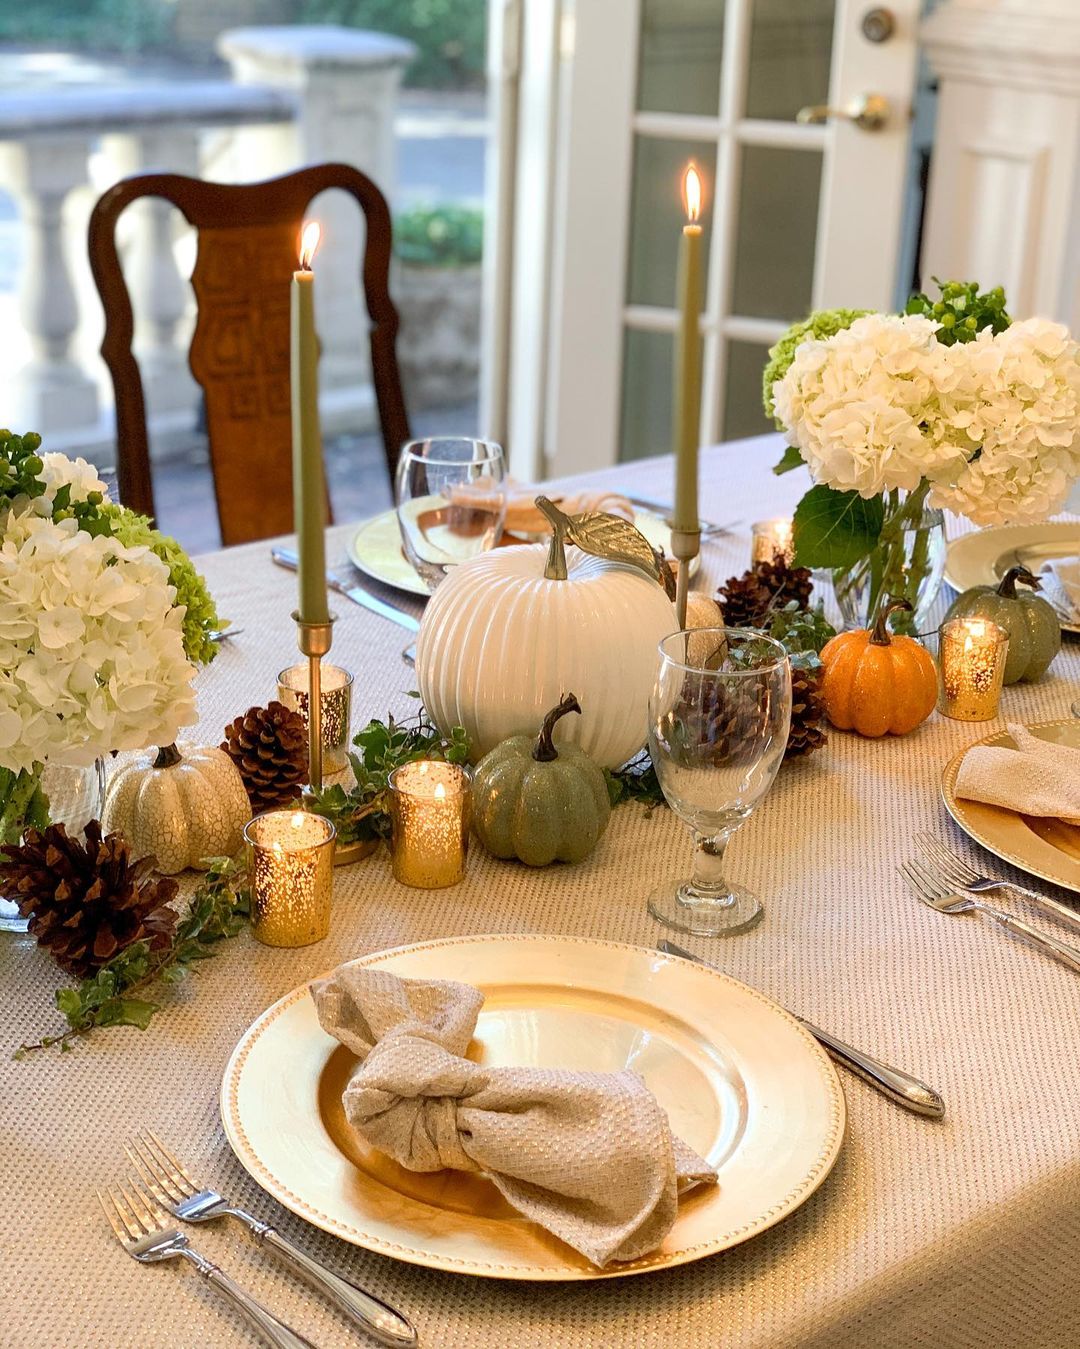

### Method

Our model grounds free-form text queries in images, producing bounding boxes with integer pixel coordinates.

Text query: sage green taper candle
[291,221,330,626]
[672,164,704,536]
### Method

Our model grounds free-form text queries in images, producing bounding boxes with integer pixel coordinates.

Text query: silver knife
[271,548,420,633]
[657,940,945,1119]
[627,496,739,536]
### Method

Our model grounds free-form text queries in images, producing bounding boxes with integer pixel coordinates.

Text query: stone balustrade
[0,25,414,455]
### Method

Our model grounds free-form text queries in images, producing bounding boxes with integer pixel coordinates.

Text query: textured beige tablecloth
[2,435,1079,1348]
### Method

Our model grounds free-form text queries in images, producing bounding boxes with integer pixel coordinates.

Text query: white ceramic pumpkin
[102,742,251,875]
[416,544,677,769]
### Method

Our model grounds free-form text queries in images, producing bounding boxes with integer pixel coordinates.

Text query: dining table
[2,431,1079,1349]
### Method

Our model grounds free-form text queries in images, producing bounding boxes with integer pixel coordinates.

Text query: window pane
[619,328,673,462]
[723,341,773,442]
[637,0,724,116]
[730,146,821,320]
[745,0,834,123]
[627,137,717,309]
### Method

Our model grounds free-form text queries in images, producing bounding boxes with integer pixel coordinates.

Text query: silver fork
[99,1184,318,1349]
[127,1132,416,1347]
[915,832,1080,934]
[898,857,1080,974]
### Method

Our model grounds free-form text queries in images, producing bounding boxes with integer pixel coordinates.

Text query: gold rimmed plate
[942,719,1080,894]
[945,523,1080,635]
[220,934,845,1280]
[347,508,697,597]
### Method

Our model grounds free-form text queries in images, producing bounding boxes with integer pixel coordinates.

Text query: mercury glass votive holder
[388,761,471,889]
[244,810,336,947]
[277,663,353,774]
[937,617,1010,721]
[751,518,795,566]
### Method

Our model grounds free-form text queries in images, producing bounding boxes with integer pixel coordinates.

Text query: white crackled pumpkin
[417,536,677,769]
[102,742,251,875]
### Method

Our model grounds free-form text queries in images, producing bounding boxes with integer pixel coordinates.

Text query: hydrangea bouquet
[0,430,222,844]
[763,281,1080,630]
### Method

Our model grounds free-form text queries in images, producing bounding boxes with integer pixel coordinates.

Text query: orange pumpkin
[820,599,937,737]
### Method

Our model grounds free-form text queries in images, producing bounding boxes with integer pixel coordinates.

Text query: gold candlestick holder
[293,609,375,865]
[670,525,701,630]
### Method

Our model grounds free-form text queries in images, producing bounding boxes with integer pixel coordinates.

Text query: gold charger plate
[347,508,697,597]
[220,934,845,1281]
[941,719,1080,894]
[945,523,1080,635]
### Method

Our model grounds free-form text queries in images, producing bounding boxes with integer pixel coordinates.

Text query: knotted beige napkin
[955,724,1080,825]
[310,965,716,1267]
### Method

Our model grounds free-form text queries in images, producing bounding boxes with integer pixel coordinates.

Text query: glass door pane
[722,340,773,442]
[730,146,822,320]
[626,137,718,308]
[637,0,725,116]
[745,0,835,121]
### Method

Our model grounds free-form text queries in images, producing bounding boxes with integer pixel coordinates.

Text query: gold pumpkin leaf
[535,496,674,595]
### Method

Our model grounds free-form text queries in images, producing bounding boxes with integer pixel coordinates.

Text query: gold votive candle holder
[937,617,1010,721]
[751,517,795,566]
[244,809,336,947]
[278,662,353,774]
[388,760,471,889]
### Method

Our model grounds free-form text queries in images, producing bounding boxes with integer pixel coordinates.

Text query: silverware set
[900,834,1080,975]
[101,1132,417,1348]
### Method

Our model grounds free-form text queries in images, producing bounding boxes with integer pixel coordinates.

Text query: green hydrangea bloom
[101,504,222,666]
[762,308,871,422]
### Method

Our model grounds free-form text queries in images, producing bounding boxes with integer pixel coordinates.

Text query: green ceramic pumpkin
[944,565,1061,684]
[472,693,611,866]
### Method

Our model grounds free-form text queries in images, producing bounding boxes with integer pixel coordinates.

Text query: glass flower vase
[0,758,107,933]
[831,491,947,634]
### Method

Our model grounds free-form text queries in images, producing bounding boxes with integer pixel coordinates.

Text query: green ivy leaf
[773,445,804,476]
[793,486,884,570]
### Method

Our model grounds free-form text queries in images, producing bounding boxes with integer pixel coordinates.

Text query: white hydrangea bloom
[771,314,975,499]
[929,318,1080,525]
[0,508,197,774]
[38,452,109,506]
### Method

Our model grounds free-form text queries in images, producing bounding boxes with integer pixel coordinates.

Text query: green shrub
[0,0,170,51]
[298,0,486,88]
[394,205,483,267]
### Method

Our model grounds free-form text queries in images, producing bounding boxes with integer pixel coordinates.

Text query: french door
[483,0,922,479]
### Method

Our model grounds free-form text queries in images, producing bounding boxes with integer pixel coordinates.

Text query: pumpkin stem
[537,496,569,580]
[996,564,1041,598]
[533,693,582,762]
[153,743,182,769]
[870,597,912,647]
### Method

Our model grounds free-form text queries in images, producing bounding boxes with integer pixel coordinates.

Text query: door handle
[796,93,890,131]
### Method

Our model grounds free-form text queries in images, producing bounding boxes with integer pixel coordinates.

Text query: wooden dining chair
[88,163,411,545]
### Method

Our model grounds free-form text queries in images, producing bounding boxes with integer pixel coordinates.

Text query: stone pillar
[0,135,99,434]
[920,0,1080,330]
[218,26,415,400]
[99,127,203,420]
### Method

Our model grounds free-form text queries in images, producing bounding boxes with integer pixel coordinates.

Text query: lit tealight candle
[388,761,471,889]
[244,809,336,946]
[937,617,1010,721]
[278,662,353,775]
[751,518,795,566]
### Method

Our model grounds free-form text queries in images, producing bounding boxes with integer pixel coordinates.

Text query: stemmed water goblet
[395,437,507,591]
[647,628,792,937]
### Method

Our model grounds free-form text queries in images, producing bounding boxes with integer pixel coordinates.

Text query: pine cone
[221,701,308,813]
[785,664,828,759]
[0,821,177,978]
[698,683,768,764]
[755,554,813,612]
[717,570,774,628]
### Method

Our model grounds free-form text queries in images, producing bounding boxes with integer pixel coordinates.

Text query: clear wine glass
[395,437,506,590]
[647,628,792,937]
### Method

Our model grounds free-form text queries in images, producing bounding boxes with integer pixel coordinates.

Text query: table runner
[2,434,1078,1348]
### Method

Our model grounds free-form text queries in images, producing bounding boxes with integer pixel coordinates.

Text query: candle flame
[434,783,446,800]
[291,811,306,829]
[682,164,702,223]
[298,220,321,270]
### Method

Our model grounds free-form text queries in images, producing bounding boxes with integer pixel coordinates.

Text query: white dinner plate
[941,719,1080,894]
[348,508,696,597]
[220,934,845,1281]
[944,523,1080,635]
